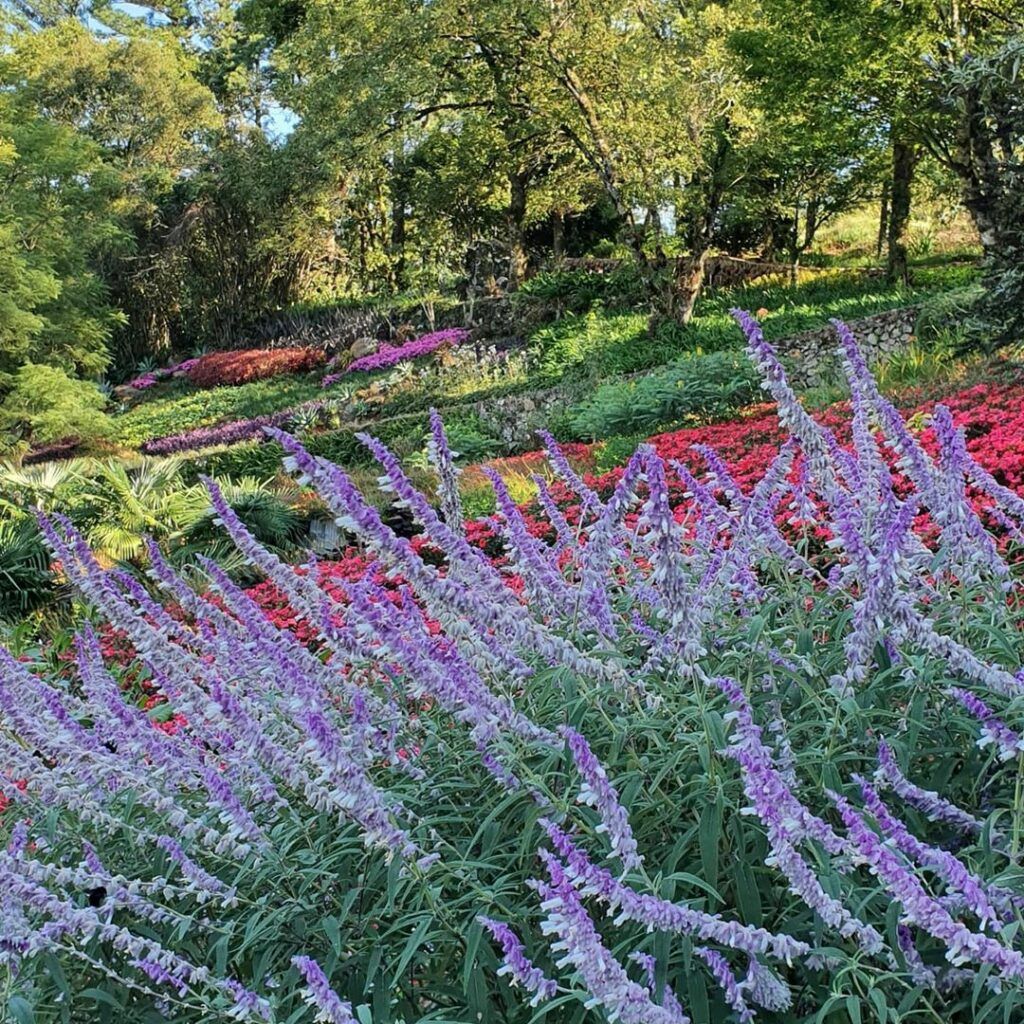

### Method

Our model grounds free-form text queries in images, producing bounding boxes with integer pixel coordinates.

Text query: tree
[732,9,889,275]
[275,0,592,294]
[0,71,125,388]
[524,0,759,322]
[927,32,1024,342]
[0,363,113,453]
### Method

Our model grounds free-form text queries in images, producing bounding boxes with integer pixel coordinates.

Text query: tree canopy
[0,0,1020,395]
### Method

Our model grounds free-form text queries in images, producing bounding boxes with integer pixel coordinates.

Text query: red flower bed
[186,347,324,388]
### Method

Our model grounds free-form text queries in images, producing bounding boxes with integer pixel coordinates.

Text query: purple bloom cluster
[531,850,691,1024]
[830,791,1024,980]
[291,956,356,1023]
[559,726,642,870]
[477,916,558,1005]
[949,687,1024,761]
[141,409,299,455]
[336,328,470,376]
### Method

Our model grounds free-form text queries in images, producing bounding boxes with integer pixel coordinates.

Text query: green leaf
[845,993,863,1024]
[698,796,722,899]
[6,996,35,1024]
[390,916,434,987]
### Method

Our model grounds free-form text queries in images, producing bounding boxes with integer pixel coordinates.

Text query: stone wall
[469,383,581,449]
[459,304,922,446]
[774,305,920,388]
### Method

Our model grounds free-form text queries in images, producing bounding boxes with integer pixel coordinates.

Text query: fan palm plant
[69,457,212,565]
[0,459,84,515]
[180,476,308,582]
[0,518,55,620]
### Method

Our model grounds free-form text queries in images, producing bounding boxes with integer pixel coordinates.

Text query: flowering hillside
[4,313,1024,1023]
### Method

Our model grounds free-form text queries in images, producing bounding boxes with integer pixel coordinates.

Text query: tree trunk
[876,182,890,259]
[507,169,529,291]
[671,249,709,325]
[552,210,565,260]
[954,81,1007,257]
[887,139,918,285]
[803,198,819,251]
[390,193,407,292]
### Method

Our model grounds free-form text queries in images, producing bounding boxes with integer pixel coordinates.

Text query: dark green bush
[528,308,680,383]
[569,351,760,440]
[515,263,645,312]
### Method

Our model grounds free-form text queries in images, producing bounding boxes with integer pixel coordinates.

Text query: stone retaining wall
[470,383,580,448]
[774,305,920,388]
[458,304,923,447]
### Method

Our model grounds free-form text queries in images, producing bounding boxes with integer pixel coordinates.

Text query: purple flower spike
[478,916,558,1005]
[560,726,642,871]
[291,955,357,1024]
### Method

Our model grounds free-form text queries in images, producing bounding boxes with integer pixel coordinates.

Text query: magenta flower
[341,328,470,375]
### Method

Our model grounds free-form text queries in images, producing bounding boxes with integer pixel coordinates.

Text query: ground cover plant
[113,378,326,451]
[324,328,471,381]
[5,314,1024,1022]
[185,349,325,389]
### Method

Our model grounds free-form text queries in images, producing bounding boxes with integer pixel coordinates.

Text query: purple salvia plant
[949,687,1024,762]
[695,947,755,1024]
[853,776,1018,925]
[628,951,690,1022]
[427,407,464,534]
[291,956,357,1023]
[532,850,691,1024]
[830,791,1024,979]
[541,822,809,962]
[478,916,558,1005]
[874,740,989,836]
[560,726,643,871]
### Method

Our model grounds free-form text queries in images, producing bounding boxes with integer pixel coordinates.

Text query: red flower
[186,347,324,388]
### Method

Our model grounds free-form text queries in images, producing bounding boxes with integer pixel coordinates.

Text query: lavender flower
[949,687,1024,761]
[291,956,356,1023]
[874,741,987,836]
[532,850,690,1024]
[541,822,809,962]
[560,727,642,871]
[695,947,754,1023]
[478,917,558,1005]
[831,791,1024,978]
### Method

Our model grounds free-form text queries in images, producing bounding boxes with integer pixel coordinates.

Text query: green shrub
[424,413,502,464]
[569,351,760,439]
[0,364,113,453]
[528,308,680,383]
[515,264,645,312]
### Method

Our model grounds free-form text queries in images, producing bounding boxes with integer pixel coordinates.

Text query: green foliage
[569,351,760,439]
[185,411,436,483]
[0,364,113,453]
[515,264,646,312]
[0,455,307,604]
[427,415,502,464]
[528,308,679,383]
[114,376,324,448]
[0,77,125,387]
